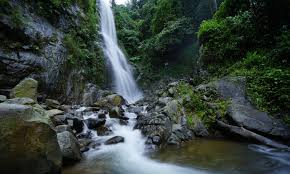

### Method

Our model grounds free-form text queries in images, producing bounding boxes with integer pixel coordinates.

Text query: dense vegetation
[113,0,219,82]
[198,0,290,121]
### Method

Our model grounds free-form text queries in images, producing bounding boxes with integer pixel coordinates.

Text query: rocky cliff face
[0,0,105,103]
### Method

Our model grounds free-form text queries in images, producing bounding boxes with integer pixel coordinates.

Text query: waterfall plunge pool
[63,139,290,174]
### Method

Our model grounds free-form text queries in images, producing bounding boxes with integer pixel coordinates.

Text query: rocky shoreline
[0,77,289,174]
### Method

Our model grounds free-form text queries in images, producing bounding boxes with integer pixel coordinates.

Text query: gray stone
[109,106,124,118]
[51,114,67,126]
[0,103,61,174]
[10,78,38,101]
[105,136,125,145]
[47,109,64,117]
[55,125,73,134]
[228,103,290,139]
[216,77,290,139]
[3,97,35,105]
[57,131,81,161]
[82,83,99,106]
[135,112,172,144]
[0,95,7,102]
[167,133,181,145]
[46,99,61,109]
[85,118,106,129]
[164,100,184,124]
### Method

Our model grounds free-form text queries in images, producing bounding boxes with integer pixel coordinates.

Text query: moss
[174,82,229,129]
[229,51,290,117]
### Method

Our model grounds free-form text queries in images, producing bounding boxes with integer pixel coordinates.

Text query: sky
[115,0,129,5]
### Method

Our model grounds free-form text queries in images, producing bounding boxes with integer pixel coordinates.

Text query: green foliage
[199,11,255,70]
[0,1,25,28]
[175,82,229,128]
[269,28,290,67]
[142,17,194,65]
[114,5,141,56]
[151,0,182,33]
[230,51,290,116]
[63,0,105,85]
[214,0,250,19]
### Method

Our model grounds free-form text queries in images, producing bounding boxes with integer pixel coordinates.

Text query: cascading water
[99,0,143,104]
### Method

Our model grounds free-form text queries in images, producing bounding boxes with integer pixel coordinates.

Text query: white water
[82,106,208,174]
[99,0,143,104]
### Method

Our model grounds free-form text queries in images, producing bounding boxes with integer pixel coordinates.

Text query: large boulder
[3,97,36,105]
[164,100,184,124]
[228,103,290,139]
[95,94,126,108]
[216,77,290,139]
[0,103,62,174]
[10,78,38,101]
[57,131,81,162]
[135,112,172,145]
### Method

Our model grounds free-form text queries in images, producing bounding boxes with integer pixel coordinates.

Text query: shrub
[142,17,194,65]
[198,11,255,70]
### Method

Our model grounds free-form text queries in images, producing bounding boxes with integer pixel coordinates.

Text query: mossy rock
[10,78,38,101]
[94,94,126,108]
[164,100,184,124]
[107,94,126,106]
[0,103,62,174]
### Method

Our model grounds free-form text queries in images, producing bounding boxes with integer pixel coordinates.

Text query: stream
[63,106,290,174]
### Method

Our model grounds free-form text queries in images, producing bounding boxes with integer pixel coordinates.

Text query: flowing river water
[63,105,290,174]
[63,1,290,173]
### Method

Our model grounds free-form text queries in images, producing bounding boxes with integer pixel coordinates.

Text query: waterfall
[99,0,143,104]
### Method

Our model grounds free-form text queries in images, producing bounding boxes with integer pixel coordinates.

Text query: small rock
[167,133,181,145]
[57,131,81,162]
[72,118,84,133]
[80,146,90,153]
[97,126,112,136]
[55,125,73,134]
[60,105,72,112]
[109,106,124,118]
[98,111,107,119]
[51,115,67,126]
[78,139,93,148]
[152,136,161,145]
[77,131,93,139]
[47,109,64,117]
[193,121,209,137]
[85,118,106,129]
[0,95,7,102]
[105,136,125,145]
